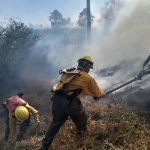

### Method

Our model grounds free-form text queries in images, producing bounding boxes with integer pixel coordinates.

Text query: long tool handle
[105,78,137,95]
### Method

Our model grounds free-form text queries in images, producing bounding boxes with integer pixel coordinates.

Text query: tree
[101,0,125,21]
[77,8,94,27]
[49,9,71,29]
[61,17,71,27]
[0,19,39,96]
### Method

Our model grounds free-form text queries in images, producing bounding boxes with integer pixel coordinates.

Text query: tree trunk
[87,0,91,41]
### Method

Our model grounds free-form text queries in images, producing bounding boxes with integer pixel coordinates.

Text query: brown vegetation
[1,100,150,150]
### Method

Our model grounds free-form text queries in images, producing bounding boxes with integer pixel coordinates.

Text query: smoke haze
[89,0,150,90]
[19,0,150,94]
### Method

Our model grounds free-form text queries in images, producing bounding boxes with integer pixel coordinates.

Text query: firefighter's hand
[94,97,100,101]
[94,94,106,101]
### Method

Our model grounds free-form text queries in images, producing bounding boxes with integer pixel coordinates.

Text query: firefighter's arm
[88,77,105,100]
[25,103,40,125]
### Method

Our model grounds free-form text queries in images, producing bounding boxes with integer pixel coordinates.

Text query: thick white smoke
[87,0,150,91]
[28,0,150,93]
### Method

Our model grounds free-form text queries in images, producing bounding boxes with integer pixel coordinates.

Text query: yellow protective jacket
[56,68,105,98]
[9,103,40,142]
[25,103,40,123]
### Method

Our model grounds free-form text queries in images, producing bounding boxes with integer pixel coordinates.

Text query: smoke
[93,0,150,65]
[87,0,150,91]
[19,28,87,89]
[19,0,150,95]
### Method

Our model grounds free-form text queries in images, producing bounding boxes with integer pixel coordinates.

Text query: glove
[94,97,100,101]
[94,94,106,101]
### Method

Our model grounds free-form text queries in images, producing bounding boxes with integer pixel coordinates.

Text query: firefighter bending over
[5,93,40,143]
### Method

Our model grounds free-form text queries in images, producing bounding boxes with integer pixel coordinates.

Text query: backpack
[6,96,26,111]
[52,68,80,92]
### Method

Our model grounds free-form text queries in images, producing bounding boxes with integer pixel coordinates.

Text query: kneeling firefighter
[41,56,105,150]
[6,93,40,143]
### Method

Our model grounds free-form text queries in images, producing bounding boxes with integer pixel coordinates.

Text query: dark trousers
[41,94,87,150]
[4,116,10,141]
[16,116,31,141]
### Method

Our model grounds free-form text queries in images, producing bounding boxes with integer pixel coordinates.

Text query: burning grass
[0,101,150,150]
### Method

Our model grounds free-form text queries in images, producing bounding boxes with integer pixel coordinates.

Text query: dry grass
[0,101,150,150]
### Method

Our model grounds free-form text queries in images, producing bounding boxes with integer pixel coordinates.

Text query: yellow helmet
[15,106,29,121]
[78,55,94,69]
[80,56,93,63]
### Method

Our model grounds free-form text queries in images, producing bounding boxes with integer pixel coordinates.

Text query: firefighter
[41,56,105,150]
[0,93,24,141]
[6,93,40,143]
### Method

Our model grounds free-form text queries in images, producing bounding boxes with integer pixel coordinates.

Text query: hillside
[0,100,150,150]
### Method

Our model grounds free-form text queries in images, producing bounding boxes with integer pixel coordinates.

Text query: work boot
[77,130,86,138]
[40,145,52,150]
[16,135,24,142]
[76,127,88,139]
[40,146,47,150]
